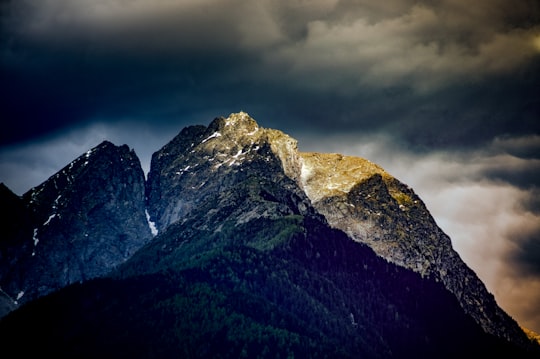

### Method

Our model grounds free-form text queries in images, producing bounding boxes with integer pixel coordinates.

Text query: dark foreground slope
[0,216,531,358]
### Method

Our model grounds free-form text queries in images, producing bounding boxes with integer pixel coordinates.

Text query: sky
[1,0,539,332]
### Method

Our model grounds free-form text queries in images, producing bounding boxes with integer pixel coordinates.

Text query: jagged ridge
[0,112,536,355]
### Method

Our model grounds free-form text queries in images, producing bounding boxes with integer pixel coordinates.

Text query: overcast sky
[1,0,539,332]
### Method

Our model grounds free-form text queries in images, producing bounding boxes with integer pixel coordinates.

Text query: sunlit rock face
[0,141,152,311]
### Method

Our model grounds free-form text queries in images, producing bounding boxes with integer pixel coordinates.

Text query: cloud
[491,135,540,159]
[268,2,540,91]
[1,0,538,147]
[2,0,284,55]
[507,210,540,273]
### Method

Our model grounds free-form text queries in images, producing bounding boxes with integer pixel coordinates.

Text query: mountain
[0,112,538,357]
[0,141,152,314]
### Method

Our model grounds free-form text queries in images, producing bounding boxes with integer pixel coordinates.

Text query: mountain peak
[206,112,259,137]
[95,139,115,148]
[146,111,304,231]
[164,112,527,348]
[223,111,259,131]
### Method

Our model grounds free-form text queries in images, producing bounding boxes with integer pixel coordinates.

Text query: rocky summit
[0,141,152,313]
[146,112,304,233]
[0,112,538,358]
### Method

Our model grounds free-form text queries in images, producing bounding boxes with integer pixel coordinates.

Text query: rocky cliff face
[0,141,152,312]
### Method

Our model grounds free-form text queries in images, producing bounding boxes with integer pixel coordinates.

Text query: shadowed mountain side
[0,142,152,313]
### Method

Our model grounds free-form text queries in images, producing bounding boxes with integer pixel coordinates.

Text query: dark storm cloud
[1,0,539,147]
[0,0,280,143]
[509,223,540,276]
[492,135,540,159]
[481,158,540,189]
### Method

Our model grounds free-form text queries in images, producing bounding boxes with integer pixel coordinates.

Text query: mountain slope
[0,141,152,312]
[299,151,529,347]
